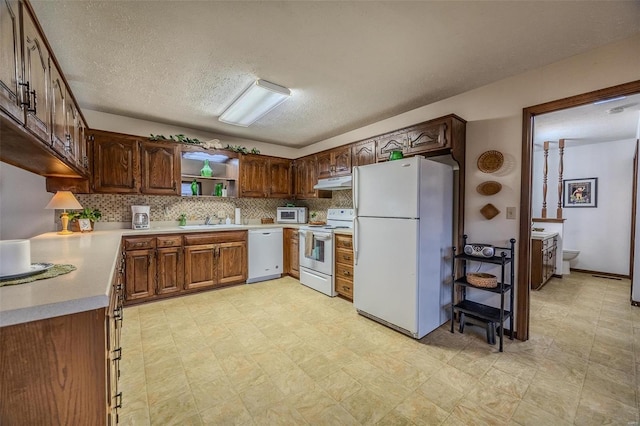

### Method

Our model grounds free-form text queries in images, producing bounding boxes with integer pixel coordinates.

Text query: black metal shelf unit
[450,235,516,352]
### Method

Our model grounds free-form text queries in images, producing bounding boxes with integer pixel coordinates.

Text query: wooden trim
[518,79,640,342]
[631,140,638,300]
[570,268,630,280]
[531,218,566,223]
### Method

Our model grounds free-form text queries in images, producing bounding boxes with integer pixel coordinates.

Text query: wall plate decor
[476,181,502,196]
[480,203,500,220]
[477,150,504,173]
[563,177,597,208]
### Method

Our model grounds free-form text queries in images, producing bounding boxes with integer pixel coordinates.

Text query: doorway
[517,80,640,341]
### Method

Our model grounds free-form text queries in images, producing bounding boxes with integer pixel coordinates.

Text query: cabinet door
[352,139,376,167]
[304,156,319,199]
[376,132,406,161]
[268,157,292,198]
[316,151,333,180]
[239,154,268,197]
[140,141,180,195]
[218,241,247,286]
[289,232,299,278]
[22,6,51,141]
[293,159,306,198]
[332,146,351,176]
[405,121,448,155]
[157,247,184,295]
[124,249,155,302]
[92,132,140,193]
[184,244,216,290]
[50,64,67,156]
[0,0,24,123]
[530,239,543,290]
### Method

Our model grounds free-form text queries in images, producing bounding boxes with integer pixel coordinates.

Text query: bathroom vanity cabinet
[531,234,557,290]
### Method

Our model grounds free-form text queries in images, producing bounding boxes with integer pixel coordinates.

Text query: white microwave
[277,207,307,224]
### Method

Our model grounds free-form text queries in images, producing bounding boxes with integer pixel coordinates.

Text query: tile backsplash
[76,190,353,224]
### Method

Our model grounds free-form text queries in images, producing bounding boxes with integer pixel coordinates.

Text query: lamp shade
[45,191,83,210]
[219,79,291,127]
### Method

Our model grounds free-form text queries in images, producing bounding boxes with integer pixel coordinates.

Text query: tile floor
[118,272,640,425]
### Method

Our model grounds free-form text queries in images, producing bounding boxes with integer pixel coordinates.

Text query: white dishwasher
[247,228,283,283]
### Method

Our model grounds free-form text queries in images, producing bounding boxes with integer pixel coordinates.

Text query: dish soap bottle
[225,216,231,225]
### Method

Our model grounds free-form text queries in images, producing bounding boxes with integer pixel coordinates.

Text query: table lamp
[45,191,83,235]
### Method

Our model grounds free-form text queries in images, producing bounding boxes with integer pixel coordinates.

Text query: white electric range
[298,209,354,296]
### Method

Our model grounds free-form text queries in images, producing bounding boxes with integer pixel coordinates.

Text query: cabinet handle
[173,181,177,191]
[343,270,351,276]
[112,347,122,362]
[114,392,123,409]
[19,82,36,113]
[148,254,153,266]
[344,256,351,260]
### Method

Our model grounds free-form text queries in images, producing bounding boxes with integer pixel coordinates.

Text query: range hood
[313,175,352,190]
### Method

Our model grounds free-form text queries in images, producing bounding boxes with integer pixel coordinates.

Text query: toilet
[562,249,580,275]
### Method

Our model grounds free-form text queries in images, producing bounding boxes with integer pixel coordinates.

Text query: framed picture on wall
[563,177,597,208]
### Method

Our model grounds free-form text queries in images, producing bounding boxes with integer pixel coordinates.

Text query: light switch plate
[506,206,516,219]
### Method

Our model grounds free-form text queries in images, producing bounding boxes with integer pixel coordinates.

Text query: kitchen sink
[179,224,244,230]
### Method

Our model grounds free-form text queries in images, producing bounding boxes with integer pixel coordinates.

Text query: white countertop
[531,231,559,240]
[0,223,304,327]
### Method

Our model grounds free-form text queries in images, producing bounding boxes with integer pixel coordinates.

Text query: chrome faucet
[204,215,212,225]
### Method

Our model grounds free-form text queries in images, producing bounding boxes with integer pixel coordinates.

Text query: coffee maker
[131,205,150,230]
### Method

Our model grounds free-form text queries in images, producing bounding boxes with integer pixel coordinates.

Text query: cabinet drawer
[157,235,182,248]
[124,237,156,250]
[335,235,353,249]
[184,231,247,246]
[335,248,354,265]
[335,277,353,299]
[335,263,354,280]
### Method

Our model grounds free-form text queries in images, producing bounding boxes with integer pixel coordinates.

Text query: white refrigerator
[353,156,453,339]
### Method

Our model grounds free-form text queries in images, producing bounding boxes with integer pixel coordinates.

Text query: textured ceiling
[30,1,640,147]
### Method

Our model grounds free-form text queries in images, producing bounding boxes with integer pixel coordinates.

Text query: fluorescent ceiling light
[219,79,291,127]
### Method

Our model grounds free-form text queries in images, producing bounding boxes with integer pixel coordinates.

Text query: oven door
[299,230,333,276]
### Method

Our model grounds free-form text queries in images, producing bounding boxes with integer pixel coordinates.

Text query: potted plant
[178,213,187,226]
[69,208,102,232]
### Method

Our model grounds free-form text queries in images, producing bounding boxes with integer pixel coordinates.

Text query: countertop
[531,231,559,240]
[0,223,306,327]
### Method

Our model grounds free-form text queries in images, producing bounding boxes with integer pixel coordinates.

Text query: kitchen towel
[235,208,242,225]
[305,231,314,258]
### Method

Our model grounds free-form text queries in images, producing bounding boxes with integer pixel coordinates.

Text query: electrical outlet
[506,207,516,220]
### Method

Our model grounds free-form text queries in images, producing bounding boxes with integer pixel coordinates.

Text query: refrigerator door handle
[352,166,359,217]
[353,217,359,265]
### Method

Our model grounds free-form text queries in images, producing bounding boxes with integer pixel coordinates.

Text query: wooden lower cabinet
[0,250,124,425]
[184,244,217,289]
[334,234,354,300]
[283,228,300,278]
[531,235,557,290]
[123,231,248,303]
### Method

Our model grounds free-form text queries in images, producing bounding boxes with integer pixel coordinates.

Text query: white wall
[534,140,636,275]
[0,163,54,239]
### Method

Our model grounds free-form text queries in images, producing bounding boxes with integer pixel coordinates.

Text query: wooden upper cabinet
[22,6,51,142]
[239,154,292,198]
[50,64,68,156]
[317,146,351,179]
[239,154,268,197]
[293,158,307,199]
[0,0,23,124]
[351,139,376,167]
[376,131,406,161]
[140,141,180,195]
[405,121,448,155]
[292,155,330,200]
[92,131,140,193]
[268,157,292,198]
[376,116,460,161]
